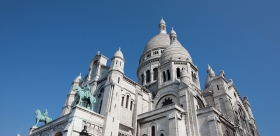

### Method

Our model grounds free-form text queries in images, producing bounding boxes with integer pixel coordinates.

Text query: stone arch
[195,96,205,109]
[54,132,63,136]
[154,91,179,107]
[158,130,166,136]
[96,85,105,112]
[52,127,64,136]
[155,93,179,109]
[41,132,49,136]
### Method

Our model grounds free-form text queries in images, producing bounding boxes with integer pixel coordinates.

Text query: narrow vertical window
[141,74,144,85]
[167,70,170,80]
[130,101,133,110]
[120,62,122,66]
[121,97,124,106]
[153,68,158,80]
[116,60,118,64]
[176,68,181,78]
[99,100,103,114]
[126,95,129,108]
[163,71,166,82]
[118,77,120,83]
[146,70,150,83]
[217,85,219,90]
[151,126,155,136]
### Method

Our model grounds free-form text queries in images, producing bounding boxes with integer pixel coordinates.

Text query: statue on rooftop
[73,85,96,111]
[34,109,52,127]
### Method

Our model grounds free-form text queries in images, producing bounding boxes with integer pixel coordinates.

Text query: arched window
[167,70,170,80]
[163,71,166,82]
[153,68,158,80]
[160,134,164,136]
[126,95,129,108]
[54,132,62,136]
[121,96,124,106]
[151,126,155,136]
[141,74,144,85]
[146,70,150,83]
[176,68,181,78]
[130,101,133,110]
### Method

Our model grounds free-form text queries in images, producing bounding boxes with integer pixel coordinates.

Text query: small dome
[114,48,124,58]
[160,41,192,64]
[170,27,176,34]
[74,73,82,83]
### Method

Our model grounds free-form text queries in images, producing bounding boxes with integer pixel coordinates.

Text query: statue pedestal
[28,126,37,135]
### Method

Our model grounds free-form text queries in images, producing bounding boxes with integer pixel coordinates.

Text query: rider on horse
[83,85,91,99]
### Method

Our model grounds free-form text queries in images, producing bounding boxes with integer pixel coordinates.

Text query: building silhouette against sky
[28,19,259,136]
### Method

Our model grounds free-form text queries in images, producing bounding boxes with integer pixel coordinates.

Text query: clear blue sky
[0,0,279,135]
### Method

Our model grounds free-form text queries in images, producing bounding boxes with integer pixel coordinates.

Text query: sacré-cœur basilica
[28,19,259,136]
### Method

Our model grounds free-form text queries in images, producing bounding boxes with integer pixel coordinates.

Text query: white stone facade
[28,19,259,136]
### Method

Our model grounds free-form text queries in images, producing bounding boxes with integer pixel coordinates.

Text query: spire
[170,27,177,44]
[159,17,167,34]
[205,65,215,88]
[207,64,215,77]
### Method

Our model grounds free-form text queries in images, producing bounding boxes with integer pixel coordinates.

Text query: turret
[61,73,81,116]
[109,48,124,73]
[159,18,167,34]
[169,27,177,43]
[107,48,125,85]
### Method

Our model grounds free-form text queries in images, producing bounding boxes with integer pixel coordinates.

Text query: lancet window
[146,70,150,83]
[151,126,155,136]
[167,70,171,80]
[153,68,158,80]
[163,71,166,82]
[141,74,144,85]
[176,68,181,78]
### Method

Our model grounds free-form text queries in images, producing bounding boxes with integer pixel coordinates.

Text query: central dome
[142,33,170,54]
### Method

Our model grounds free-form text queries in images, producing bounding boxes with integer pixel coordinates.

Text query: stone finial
[97,51,100,55]
[207,64,215,77]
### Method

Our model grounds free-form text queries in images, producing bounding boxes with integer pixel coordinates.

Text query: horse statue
[73,85,96,110]
[34,109,52,127]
